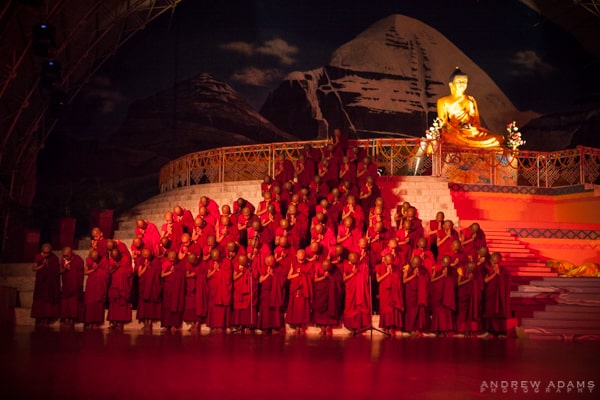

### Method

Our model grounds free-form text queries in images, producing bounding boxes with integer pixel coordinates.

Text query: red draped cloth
[312,264,343,326]
[258,262,286,330]
[483,267,511,333]
[403,266,430,332]
[60,254,84,320]
[107,257,133,323]
[83,257,109,324]
[342,260,371,330]
[456,267,482,333]
[160,260,186,328]
[285,259,313,326]
[376,262,404,330]
[136,258,162,321]
[31,253,61,319]
[206,258,233,328]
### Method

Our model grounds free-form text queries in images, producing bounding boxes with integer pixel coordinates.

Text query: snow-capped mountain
[261,14,538,140]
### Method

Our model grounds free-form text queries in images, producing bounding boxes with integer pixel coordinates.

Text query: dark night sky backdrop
[63,0,599,140]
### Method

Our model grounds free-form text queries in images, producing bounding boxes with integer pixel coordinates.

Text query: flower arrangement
[505,121,525,150]
[425,117,443,140]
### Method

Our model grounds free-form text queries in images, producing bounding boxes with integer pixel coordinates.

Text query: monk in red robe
[31,243,61,328]
[376,254,404,335]
[161,211,183,251]
[338,155,357,188]
[174,205,195,234]
[59,246,84,329]
[482,252,511,338]
[232,254,259,333]
[359,176,381,216]
[381,238,406,269]
[258,255,286,334]
[403,256,431,335]
[356,156,378,189]
[412,237,435,274]
[274,153,295,187]
[183,252,203,332]
[395,219,416,263]
[343,251,371,334]
[341,195,364,230]
[160,251,186,332]
[286,249,314,334]
[436,220,459,261]
[456,261,482,336]
[136,248,162,333]
[83,249,109,329]
[216,215,240,250]
[430,255,455,335]
[393,202,411,231]
[90,227,108,259]
[107,248,133,331]
[313,259,342,335]
[134,219,160,254]
[337,216,361,253]
[198,196,221,225]
[191,216,215,249]
[295,153,315,189]
[428,211,445,260]
[206,248,232,332]
[366,221,389,268]
[177,232,201,261]
[460,223,487,262]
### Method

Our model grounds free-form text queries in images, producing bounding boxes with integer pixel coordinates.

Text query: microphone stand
[354,252,390,338]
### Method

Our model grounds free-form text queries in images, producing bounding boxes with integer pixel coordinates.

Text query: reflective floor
[1,327,598,400]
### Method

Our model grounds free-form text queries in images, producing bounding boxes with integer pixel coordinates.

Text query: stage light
[41,59,61,89]
[32,23,56,57]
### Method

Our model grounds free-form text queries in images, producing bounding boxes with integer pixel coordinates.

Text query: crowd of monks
[30,130,511,337]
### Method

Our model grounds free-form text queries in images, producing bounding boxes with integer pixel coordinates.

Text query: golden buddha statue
[436,67,504,148]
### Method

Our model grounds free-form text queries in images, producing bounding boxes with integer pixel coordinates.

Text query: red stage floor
[1,328,598,400]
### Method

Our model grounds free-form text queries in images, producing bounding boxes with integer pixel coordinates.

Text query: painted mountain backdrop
[260,14,539,140]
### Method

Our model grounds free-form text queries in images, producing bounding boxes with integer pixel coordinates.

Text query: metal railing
[158,139,600,193]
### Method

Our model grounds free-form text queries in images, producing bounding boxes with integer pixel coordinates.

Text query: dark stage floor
[1,328,598,400]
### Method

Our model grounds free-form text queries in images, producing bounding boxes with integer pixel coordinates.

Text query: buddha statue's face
[450,75,468,96]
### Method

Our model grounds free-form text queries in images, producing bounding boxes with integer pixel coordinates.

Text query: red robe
[313,263,343,326]
[342,260,371,330]
[403,265,430,332]
[456,267,482,333]
[83,257,109,324]
[258,262,286,330]
[135,221,161,256]
[462,228,487,262]
[107,257,133,323]
[59,254,84,320]
[338,161,357,187]
[232,261,259,327]
[274,159,295,186]
[31,253,61,319]
[483,265,511,333]
[376,262,404,329]
[206,258,233,328]
[160,259,186,328]
[183,259,202,322]
[162,221,183,251]
[337,224,361,253]
[286,259,314,326]
[437,228,459,261]
[136,257,162,321]
[296,158,315,188]
[430,266,456,333]
[175,209,195,234]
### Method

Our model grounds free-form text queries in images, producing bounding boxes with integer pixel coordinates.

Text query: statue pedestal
[441,149,518,185]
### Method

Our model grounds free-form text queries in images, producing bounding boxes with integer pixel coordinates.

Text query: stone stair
[511,277,600,339]
[485,228,557,277]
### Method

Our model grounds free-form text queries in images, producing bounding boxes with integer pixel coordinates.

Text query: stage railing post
[579,146,585,185]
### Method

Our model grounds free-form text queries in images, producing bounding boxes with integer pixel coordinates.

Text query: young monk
[437,220,459,261]
[376,254,404,336]
[107,248,133,331]
[206,248,232,332]
[430,255,455,336]
[31,243,61,329]
[313,259,343,336]
[183,252,202,332]
[258,255,286,334]
[343,251,371,335]
[286,249,314,334]
[136,248,162,333]
[59,246,84,330]
[160,251,186,332]
[83,249,109,330]
[482,252,511,338]
[461,222,487,261]
[456,260,482,337]
[403,256,431,336]
[232,254,258,334]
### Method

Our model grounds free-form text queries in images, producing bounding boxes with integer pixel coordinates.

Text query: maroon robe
[403,265,430,332]
[376,262,404,330]
[232,262,259,327]
[274,159,295,186]
[83,257,109,324]
[258,262,286,330]
[313,263,343,326]
[31,252,61,319]
[430,267,456,333]
[175,209,195,234]
[483,265,511,333]
[437,228,459,261]
[60,254,84,320]
[456,267,482,333]
[183,259,202,322]
[136,257,162,321]
[342,260,371,330]
[107,257,133,323]
[338,162,357,187]
[206,257,233,328]
[296,158,315,188]
[136,221,162,256]
[286,259,314,326]
[161,259,186,328]
[462,228,487,262]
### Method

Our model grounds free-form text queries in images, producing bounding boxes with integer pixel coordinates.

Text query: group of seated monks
[30,131,511,337]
